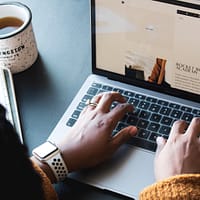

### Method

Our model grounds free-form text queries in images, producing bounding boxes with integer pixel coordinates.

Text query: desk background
[0,1,133,199]
[0,0,91,151]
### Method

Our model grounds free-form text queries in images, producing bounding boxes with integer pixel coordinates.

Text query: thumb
[112,126,138,149]
[155,136,166,156]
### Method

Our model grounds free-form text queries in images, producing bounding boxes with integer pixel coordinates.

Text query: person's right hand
[154,117,200,181]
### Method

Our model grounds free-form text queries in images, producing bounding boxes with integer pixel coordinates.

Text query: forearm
[139,174,200,200]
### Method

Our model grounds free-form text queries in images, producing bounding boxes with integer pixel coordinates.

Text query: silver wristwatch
[32,141,68,182]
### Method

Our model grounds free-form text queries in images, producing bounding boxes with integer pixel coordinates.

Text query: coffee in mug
[0,17,24,35]
[0,2,38,73]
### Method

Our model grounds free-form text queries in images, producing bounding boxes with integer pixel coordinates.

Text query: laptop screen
[92,0,200,102]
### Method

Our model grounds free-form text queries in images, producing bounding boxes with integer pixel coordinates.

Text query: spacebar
[126,137,157,152]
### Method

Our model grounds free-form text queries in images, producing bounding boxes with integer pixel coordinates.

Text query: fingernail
[156,136,164,144]
[129,126,137,136]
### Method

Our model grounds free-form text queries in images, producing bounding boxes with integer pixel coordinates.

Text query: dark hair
[0,104,45,200]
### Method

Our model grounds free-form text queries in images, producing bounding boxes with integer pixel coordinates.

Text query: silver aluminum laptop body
[48,0,200,199]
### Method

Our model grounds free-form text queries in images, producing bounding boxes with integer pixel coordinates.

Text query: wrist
[56,143,82,173]
[32,141,69,183]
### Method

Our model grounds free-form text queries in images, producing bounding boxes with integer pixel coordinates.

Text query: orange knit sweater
[33,163,200,200]
[139,174,200,200]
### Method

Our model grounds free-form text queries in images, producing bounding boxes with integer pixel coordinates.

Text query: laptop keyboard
[66,82,200,152]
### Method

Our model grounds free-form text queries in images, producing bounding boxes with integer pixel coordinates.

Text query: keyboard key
[192,109,200,116]
[159,125,171,135]
[149,104,161,112]
[71,110,81,119]
[150,113,162,122]
[149,132,162,142]
[82,94,92,103]
[161,116,173,125]
[158,100,169,106]
[128,98,139,107]
[162,134,169,140]
[139,110,150,119]
[127,115,138,125]
[146,96,157,103]
[181,113,194,122]
[111,102,118,109]
[148,122,160,132]
[137,119,149,129]
[98,90,106,94]
[87,87,98,95]
[124,91,135,97]
[102,85,113,91]
[113,88,124,94]
[66,118,76,127]
[135,94,146,100]
[77,102,86,110]
[169,103,180,109]
[138,101,150,109]
[160,107,171,116]
[92,82,102,88]
[137,129,150,139]
[181,106,192,112]
[132,108,140,116]
[170,110,183,119]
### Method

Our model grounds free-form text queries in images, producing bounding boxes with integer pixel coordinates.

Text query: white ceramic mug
[0,2,38,74]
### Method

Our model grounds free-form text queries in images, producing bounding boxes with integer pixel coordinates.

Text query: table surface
[0,0,134,199]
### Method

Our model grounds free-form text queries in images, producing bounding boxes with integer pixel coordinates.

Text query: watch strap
[32,141,68,182]
[45,147,68,182]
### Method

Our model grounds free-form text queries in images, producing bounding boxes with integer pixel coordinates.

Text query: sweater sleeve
[139,174,200,200]
[32,161,59,200]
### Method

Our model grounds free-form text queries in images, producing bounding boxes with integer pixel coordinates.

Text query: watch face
[33,141,58,159]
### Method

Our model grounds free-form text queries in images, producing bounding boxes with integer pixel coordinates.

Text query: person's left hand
[56,92,138,173]
[154,117,200,181]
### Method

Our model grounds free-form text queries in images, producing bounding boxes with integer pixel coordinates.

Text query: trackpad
[69,145,155,199]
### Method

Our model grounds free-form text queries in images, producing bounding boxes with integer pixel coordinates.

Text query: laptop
[48,0,200,199]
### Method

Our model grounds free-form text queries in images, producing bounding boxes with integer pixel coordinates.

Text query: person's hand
[57,92,138,173]
[154,117,200,181]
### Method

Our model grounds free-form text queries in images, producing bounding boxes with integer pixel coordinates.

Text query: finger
[84,93,103,112]
[185,117,200,139]
[80,92,110,116]
[168,120,188,141]
[155,136,166,157]
[108,103,133,126]
[91,92,104,103]
[97,92,126,113]
[111,126,137,150]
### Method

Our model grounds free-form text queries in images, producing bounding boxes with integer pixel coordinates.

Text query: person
[0,92,199,200]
